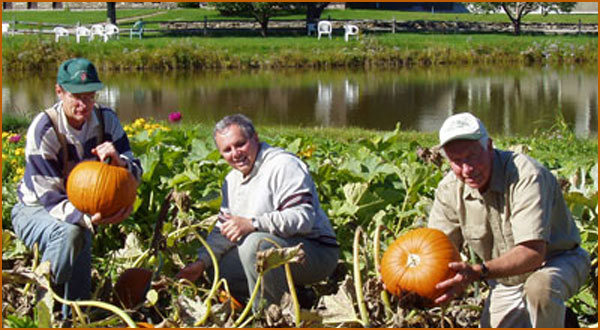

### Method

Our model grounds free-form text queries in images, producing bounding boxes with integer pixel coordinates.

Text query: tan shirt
[428,149,581,285]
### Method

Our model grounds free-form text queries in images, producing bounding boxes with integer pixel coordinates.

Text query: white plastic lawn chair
[90,24,105,41]
[317,21,332,40]
[130,20,145,39]
[53,27,69,42]
[103,23,120,42]
[75,26,91,43]
[3,23,11,36]
[343,24,359,42]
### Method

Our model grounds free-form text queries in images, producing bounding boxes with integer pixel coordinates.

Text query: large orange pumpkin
[381,228,460,304]
[66,160,137,217]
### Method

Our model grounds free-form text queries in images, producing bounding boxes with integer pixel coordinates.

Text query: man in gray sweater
[177,114,339,310]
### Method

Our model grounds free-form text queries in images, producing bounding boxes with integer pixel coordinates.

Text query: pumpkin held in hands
[66,160,137,217]
[381,228,460,304]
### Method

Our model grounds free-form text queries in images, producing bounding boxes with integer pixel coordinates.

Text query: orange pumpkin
[381,228,460,304]
[66,160,137,217]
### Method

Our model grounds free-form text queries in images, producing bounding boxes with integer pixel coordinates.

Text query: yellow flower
[13,167,24,182]
[14,148,25,156]
[2,132,10,139]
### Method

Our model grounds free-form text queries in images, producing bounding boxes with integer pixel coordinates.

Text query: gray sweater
[198,142,337,268]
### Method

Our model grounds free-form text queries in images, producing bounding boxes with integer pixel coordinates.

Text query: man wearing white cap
[428,112,589,327]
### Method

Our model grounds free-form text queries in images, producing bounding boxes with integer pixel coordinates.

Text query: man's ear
[55,84,64,97]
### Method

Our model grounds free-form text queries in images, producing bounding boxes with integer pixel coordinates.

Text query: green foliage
[4,314,37,328]
[177,2,201,9]
[2,33,596,71]
[2,114,31,132]
[2,119,597,327]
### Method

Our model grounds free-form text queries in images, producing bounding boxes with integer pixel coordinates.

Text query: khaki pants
[480,247,590,328]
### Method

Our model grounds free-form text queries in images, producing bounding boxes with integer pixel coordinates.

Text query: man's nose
[461,162,474,174]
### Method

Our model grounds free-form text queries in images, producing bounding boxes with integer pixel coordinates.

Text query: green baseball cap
[57,58,104,93]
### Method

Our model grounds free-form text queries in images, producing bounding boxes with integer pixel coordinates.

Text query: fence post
[578,19,581,35]
[392,17,396,34]
[204,15,207,36]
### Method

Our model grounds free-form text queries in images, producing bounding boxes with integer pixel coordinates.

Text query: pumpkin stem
[406,253,421,268]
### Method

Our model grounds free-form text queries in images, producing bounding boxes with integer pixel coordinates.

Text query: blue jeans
[11,203,92,318]
[216,232,339,311]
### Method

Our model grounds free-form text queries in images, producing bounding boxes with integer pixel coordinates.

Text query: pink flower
[9,134,21,143]
[168,112,182,122]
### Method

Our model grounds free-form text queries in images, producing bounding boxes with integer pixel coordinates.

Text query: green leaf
[146,289,159,306]
[35,300,52,328]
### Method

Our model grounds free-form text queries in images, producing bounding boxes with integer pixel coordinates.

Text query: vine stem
[23,243,39,295]
[191,231,220,327]
[353,226,370,327]
[373,225,393,317]
[234,275,262,328]
[42,279,137,328]
[261,237,302,328]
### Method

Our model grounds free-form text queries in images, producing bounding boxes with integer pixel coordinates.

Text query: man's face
[443,139,493,191]
[215,124,260,176]
[56,84,96,130]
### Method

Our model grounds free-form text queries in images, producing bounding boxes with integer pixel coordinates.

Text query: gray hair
[213,114,256,143]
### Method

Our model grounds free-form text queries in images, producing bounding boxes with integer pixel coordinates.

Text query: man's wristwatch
[479,262,490,280]
[251,217,259,231]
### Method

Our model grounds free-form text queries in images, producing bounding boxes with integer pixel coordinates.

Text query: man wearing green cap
[11,58,142,317]
[427,112,590,327]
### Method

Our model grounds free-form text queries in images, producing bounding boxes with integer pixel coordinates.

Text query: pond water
[2,65,597,138]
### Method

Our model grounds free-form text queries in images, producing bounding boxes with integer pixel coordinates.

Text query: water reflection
[2,66,597,137]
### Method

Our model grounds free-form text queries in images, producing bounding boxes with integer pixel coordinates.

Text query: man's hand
[176,260,206,283]
[92,141,127,167]
[220,213,255,242]
[433,261,481,305]
[91,205,132,226]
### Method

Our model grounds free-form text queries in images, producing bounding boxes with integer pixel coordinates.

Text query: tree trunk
[306,3,329,25]
[512,20,521,35]
[259,19,269,37]
[107,2,117,24]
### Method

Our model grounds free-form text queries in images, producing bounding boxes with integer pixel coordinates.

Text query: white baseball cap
[439,112,488,147]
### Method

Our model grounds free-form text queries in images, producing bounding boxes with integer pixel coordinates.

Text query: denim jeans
[11,202,92,318]
[215,232,339,311]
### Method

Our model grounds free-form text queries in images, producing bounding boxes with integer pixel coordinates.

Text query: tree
[466,2,577,35]
[215,2,293,37]
[303,2,330,25]
[107,2,116,24]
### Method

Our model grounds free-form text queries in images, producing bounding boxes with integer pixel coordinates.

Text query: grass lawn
[2,9,161,26]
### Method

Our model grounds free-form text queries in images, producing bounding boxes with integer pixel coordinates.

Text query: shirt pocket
[464,223,493,261]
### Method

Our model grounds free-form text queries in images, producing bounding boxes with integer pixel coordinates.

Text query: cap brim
[61,82,104,94]
[440,132,483,147]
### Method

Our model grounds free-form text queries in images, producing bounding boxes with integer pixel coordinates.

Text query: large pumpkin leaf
[318,276,362,326]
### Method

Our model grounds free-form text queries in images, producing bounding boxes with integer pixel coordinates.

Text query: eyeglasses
[66,91,97,103]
